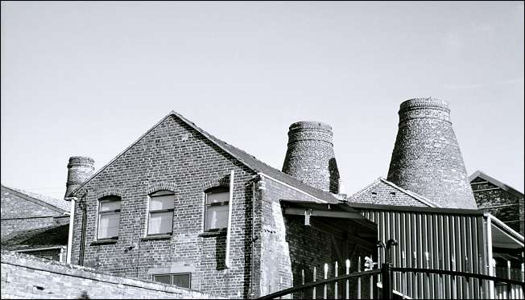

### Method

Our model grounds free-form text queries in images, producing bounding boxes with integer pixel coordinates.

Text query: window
[204,187,229,231]
[97,196,121,239]
[153,273,191,289]
[148,191,175,235]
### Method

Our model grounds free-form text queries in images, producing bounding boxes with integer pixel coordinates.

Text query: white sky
[1,1,523,200]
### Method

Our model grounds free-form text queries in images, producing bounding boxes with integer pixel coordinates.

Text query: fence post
[313,266,317,299]
[345,259,350,299]
[323,263,328,299]
[382,263,393,300]
[357,256,361,299]
[334,261,338,298]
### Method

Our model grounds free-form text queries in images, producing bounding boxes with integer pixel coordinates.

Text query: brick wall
[471,178,524,235]
[255,175,376,297]
[1,250,220,299]
[69,115,257,298]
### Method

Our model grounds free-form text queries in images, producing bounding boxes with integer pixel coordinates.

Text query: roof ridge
[347,177,382,201]
[378,178,437,207]
[69,111,339,203]
[1,184,69,212]
[171,112,340,203]
[469,170,524,196]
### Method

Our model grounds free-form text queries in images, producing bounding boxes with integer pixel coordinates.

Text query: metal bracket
[304,209,312,226]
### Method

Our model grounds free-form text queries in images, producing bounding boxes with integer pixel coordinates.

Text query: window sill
[198,228,227,237]
[91,238,118,245]
[141,234,172,241]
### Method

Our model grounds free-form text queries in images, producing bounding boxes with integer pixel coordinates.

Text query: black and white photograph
[1,1,523,299]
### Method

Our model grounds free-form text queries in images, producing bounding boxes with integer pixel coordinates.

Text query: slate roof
[1,184,70,213]
[70,111,341,204]
[347,177,438,207]
[1,223,69,250]
[469,170,524,198]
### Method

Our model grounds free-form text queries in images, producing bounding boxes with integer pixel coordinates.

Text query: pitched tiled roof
[1,223,69,250]
[1,184,70,212]
[469,170,524,198]
[69,111,341,204]
[177,119,341,204]
[347,177,438,207]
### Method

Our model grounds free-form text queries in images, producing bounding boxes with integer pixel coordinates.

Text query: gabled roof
[469,170,524,198]
[347,177,438,207]
[1,184,70,213]
[1,223,69,250]
[70,111,341,204]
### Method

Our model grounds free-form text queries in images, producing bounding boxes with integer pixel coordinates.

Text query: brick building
[470,170,524,236]
[1,185,70,262]
[63,98,523,298]
[65,111,376,298]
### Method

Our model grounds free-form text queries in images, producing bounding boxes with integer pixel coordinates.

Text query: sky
[1,1,523,201]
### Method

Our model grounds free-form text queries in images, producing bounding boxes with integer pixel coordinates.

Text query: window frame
[96,195,122,241]
[146,190,175,236]
[203,186,230,232]
[152,273,192,289]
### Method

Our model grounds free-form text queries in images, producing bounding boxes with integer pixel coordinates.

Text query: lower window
[152,273,191,289]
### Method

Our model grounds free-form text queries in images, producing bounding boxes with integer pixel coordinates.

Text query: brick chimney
[282,121,340,193]
[64,156,94,198]
[387,98,477,209]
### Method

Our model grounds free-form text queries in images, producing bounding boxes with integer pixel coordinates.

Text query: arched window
[204,186,229,231]
[98,196,121,240]
[147,190,175,236]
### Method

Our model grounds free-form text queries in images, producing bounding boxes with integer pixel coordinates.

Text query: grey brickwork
[69,115,256,298]
[65,111,374,298]
[65,156,95,198]
[255,175,375,297]
[350,178,435,207]
[282,121,340,193]
[1,250,221,299]
[387,98,477,209]
[470,171,524,235]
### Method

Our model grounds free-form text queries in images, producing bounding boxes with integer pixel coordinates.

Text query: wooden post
[521,260,524,299]
[301,269,305,299]
[324,263,328,299]
[313,266,317,299]
[357,256,361,299]
[370,254,374,300]
[345,259,350,300]
[335,261,339,298]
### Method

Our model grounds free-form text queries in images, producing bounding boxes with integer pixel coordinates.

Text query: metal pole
[382,263,393,300]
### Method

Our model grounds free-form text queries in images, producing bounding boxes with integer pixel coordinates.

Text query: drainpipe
[78,195,88,266]
[65,196,78,264]
[225,170,235,269]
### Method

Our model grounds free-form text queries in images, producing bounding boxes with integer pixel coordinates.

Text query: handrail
[257,267,525,300]
[391,267,525,287]
[257,269,381,300]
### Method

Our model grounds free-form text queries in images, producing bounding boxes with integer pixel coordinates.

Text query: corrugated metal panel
[360,208,487,299]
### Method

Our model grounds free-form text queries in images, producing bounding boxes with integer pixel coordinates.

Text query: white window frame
[203,186,230,232]
[152,272,192,289]
[96,196,121,240]
[146,190,175,236]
